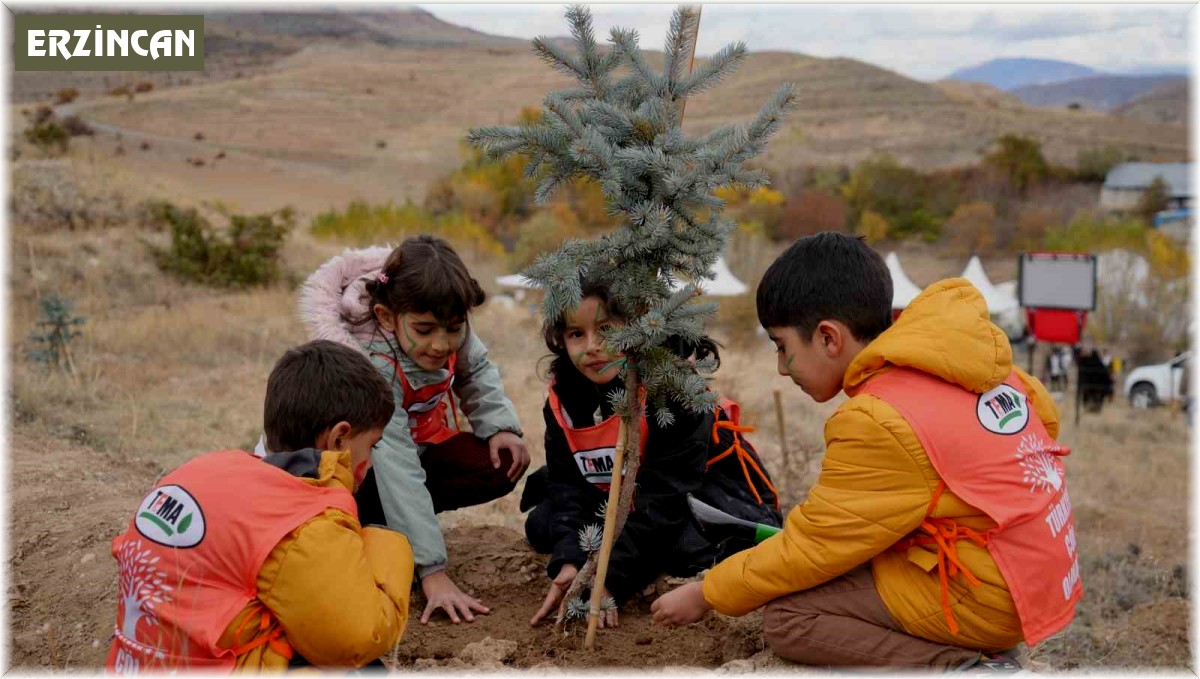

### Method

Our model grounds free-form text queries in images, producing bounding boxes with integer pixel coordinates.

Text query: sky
[417,3,1192,82]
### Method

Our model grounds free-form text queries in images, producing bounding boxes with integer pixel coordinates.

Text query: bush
[1042,213,1147,253]
[858,210,890,244]
[1134,177,1171,226]
[778,188,848,240]
[146,202,294,288]
[134,81,154,93]
[22,107,69,154]
[843,154,942,240]
[944,201,997,256]
[1076,146,1132,183]
[61,115,94,137]
[510,211,588,270]
[983,134,1049,194]
[25,293,86,373]
[109,85,131,97]
[55,88,79,105]
[310,200,504,259]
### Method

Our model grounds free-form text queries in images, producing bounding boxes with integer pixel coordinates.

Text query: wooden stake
[772,389,790,495]
[584,417,630,650]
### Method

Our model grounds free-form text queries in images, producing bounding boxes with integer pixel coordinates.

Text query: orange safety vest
[106,450,358,673]
[548,385,649,492]
[373,353,460,445]
[861,368,1082,647]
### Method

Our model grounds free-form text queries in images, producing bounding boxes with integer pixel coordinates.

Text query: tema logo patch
[976,384,1029,435]
[135,484,206,548]
[573,447,617,485]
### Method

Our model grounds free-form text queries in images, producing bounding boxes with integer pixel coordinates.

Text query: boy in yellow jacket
[652,233,1080,669]
[108,340,414,672]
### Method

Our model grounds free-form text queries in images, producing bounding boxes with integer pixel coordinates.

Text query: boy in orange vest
[107,340,414,672]
[652,233,1080,670]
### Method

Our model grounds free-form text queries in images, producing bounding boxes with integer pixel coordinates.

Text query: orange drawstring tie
[229,603,294,661]
[894,481,988,635]
[706,413,780,510]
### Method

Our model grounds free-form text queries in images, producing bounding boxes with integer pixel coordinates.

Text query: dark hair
[360,235,486,325]
[263,340,394,453]
[756,232,892,342]
[541,278,722,390]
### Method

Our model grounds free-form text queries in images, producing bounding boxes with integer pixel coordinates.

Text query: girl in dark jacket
[524,280,783,627]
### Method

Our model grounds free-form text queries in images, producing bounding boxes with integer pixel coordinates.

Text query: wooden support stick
[772,389,790,495]
[584,417,630,650]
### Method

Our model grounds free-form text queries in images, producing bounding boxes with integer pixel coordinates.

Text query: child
[523,279,782,628]
[296,235,530,625]
[652,233,1080,671]
[108,340,413,672]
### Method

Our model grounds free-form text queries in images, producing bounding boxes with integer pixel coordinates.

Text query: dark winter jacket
[543,380,781,603]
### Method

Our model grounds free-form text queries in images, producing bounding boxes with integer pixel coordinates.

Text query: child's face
[563,296,624,386]
[342,426,383,492]
[767,324,846,403]
[375,306,466,371]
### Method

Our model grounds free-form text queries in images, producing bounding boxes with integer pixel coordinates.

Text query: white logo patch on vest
[574,447,617,485]
[135,484,206,548]
[976,384,1029,435]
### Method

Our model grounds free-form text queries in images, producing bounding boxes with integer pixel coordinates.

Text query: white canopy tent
[885,252,923,310]
[961,256,1019,315]
[669,256,748,297]
[498,256,749,297]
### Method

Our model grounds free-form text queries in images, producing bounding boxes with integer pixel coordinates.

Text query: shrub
[310,200,505,259]
[1133,177,1171,226]
[134,81,154,93]
[1076,146,1132,183]
[983,134,1049,194]
[778,188,848,240]
[509,211,588,270]
[55,88,79,105]
[843,154,942,240]
[146,202,294,288]
[61,115,94,137]
[944,201,997,256]
[22,107,69,154]
[858,210,890,244]
[109,85,131,97]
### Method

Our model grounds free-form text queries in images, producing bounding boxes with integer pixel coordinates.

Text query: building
[1100,162,1192,212]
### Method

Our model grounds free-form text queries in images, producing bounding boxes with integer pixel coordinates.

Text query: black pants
[356,432,518,526]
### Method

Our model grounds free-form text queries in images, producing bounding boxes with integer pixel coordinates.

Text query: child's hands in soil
[420,570,490,624]
[651,581,712,626]
[530,563,577,626]
[489,431,531,482]
[529,565,619,628]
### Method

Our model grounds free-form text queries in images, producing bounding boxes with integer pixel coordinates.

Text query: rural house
[1100,162,1193,211]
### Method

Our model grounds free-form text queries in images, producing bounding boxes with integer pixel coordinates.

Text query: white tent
[494,273,538,290]
[497,256,748,297]
[670,256,747,296]
[961,256,1019,315]
[886,252,923,310]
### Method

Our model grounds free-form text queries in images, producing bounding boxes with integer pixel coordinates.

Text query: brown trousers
[761,565,980,669]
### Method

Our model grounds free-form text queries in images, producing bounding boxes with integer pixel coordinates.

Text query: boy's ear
[373,304,396,332]
[815,320,845,358]
[317,421,354,452]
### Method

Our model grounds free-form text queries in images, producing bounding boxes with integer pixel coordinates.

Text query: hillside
[948,57,1099,91]
[1114,81,1190,126]
[52,42,1188,217]
[1011,74,1188,112]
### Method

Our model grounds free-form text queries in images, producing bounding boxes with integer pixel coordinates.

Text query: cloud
[419,4,1191,81]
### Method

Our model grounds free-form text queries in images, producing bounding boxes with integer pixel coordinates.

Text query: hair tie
[377,273,389,284]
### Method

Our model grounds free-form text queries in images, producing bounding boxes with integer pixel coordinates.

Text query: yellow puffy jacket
[703,279,1060,651]
[219,450,414,670]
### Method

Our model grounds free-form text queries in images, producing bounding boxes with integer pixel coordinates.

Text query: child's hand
[489,431,530,482]
[651,581,712,627]
[420,570,489,624]
[530,563,577,626]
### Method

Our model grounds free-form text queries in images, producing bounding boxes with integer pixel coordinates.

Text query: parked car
[1124,351,1190,409]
